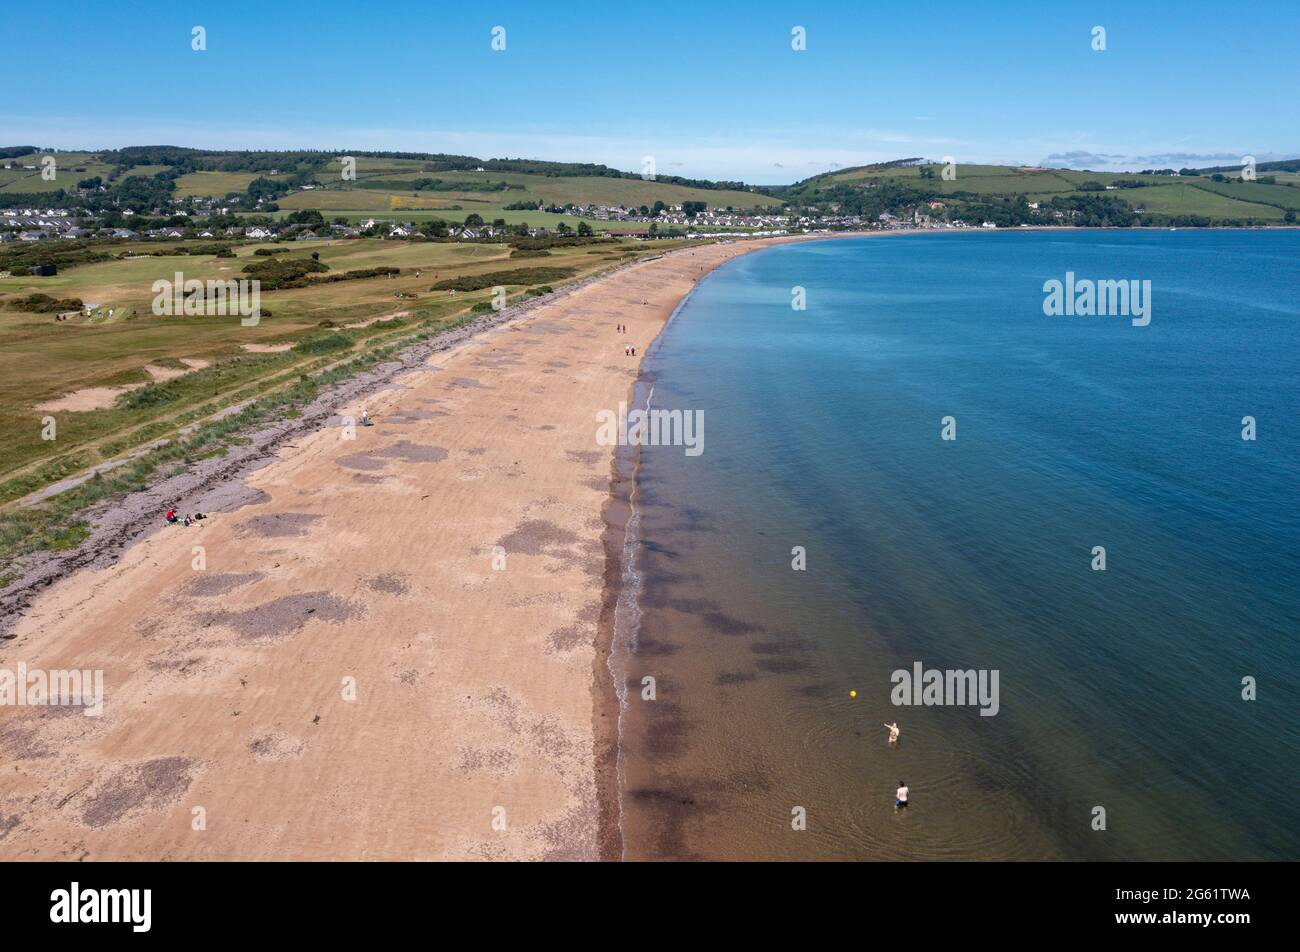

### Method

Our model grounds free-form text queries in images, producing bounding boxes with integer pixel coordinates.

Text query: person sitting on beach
[884,721,900,745]
[193,512,207,521]
[165,509,178,524]
[896,781,909,809]
[360,410,373,427]
[183,514,192,527]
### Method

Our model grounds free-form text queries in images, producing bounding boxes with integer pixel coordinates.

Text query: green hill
[774,160,1300,226]
[0,147,781,226]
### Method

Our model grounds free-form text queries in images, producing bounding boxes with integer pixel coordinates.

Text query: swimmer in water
[883,721,900,745]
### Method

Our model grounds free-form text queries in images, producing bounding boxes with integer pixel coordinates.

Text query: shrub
[120,383,181,410]
[292,333,353,355]
[430,267,576,292]
[7,293,84,313]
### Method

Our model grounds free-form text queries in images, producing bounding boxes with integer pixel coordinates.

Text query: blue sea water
[615,230,1300,861]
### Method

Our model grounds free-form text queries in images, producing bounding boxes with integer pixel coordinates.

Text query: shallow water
[615,230,1300,861]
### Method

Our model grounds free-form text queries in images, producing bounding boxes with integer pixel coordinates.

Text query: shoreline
[0,226,1105,860]
[0,234,844,860]
[595,233,872,858]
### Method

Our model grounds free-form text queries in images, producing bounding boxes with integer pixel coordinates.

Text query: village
[0,194,1009,247]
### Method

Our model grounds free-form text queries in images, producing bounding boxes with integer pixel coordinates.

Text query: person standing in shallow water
[896,781,909,809]
[884,721,900,746]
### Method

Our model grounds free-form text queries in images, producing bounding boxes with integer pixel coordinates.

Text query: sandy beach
[0,236,807,861]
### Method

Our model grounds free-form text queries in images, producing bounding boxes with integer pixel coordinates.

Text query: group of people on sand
[165,509,207,527]
[624,344,637,356]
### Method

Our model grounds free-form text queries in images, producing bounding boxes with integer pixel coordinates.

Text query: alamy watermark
[1042,272,1151,327]
[1,663,104,716]
[891,661,999,716]
[595,401,704,456]
[152,272,261,326]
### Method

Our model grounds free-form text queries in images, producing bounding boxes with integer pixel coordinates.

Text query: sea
[611,229,1300,860]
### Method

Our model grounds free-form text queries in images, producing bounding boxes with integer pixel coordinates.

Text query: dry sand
[0,236,827,860]
[240,343,293,354]
[33,358,212,412]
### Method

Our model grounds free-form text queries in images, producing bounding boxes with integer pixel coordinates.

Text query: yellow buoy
[849,690,857,698]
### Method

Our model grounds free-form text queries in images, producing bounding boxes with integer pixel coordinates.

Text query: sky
[5,0,1297,184]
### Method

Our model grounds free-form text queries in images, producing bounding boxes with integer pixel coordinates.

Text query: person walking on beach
[896,781,909,809]
[884,721,900,745]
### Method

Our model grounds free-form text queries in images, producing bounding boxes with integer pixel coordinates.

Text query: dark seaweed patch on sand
[198,591,360,640]
[146,653,212,678]
[496,519,579,556]
[545,624,588,653]
[565,450,603,465]
[249,732,305,762]
[386,409,439,424]
[0,723,49,760]
[371,441,448,463]
[81,756,197,828]
[337,453,388,471]
[186,571,264,597]
[458,746,516,773]
[483,687,523,733]
[530,716,575,759]
[366,573,410,595]
[239,512,321,538]
[339,441,446,470]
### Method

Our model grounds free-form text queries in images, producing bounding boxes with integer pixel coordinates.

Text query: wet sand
[0,237,829,860]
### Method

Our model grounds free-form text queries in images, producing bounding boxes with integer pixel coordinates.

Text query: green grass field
[816,162,1299,221]
[0,152,116,193]
[174,170,282,197]
[296,156,773,211]
[0,236,656,506]
[1123,184,1285,220]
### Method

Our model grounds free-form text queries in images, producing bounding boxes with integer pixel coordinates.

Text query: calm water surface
[613,230,1300,861]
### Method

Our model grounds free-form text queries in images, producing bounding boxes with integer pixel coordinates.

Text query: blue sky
[6,0,1297,183]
